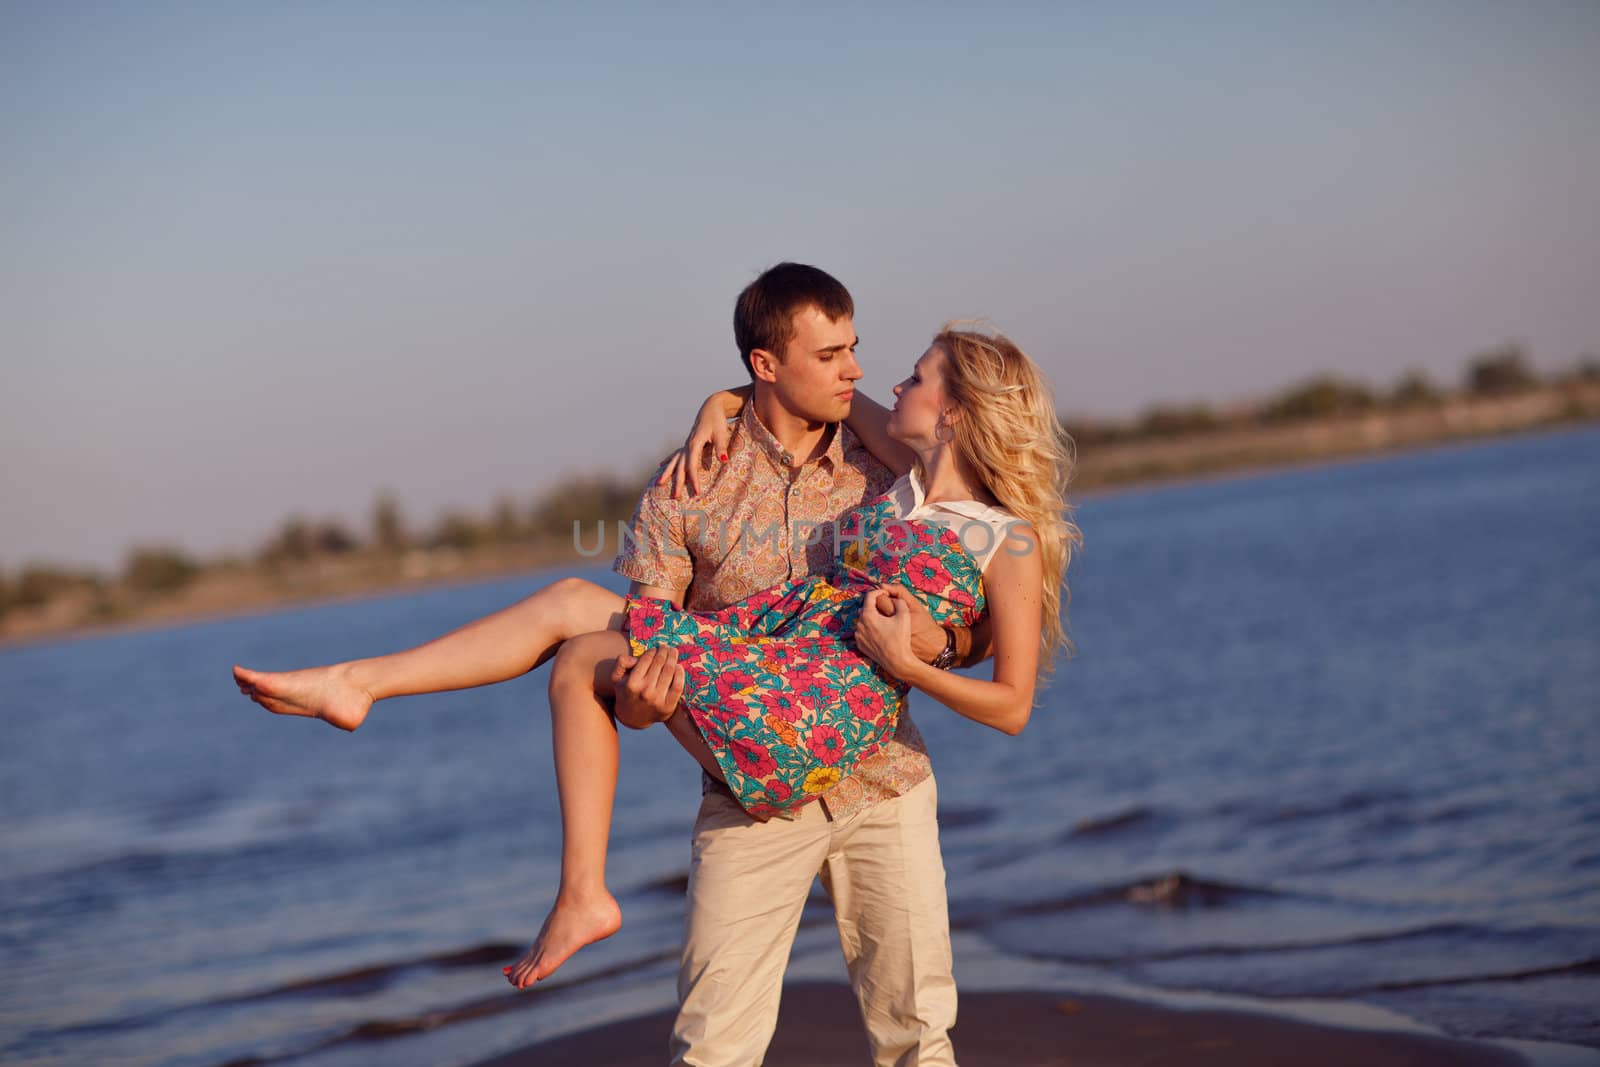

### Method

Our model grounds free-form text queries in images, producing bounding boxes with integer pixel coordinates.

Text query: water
[3,427,1598,1066]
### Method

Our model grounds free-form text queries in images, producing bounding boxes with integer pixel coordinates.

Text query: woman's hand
[656,387,749,498]
[853,586,924,679]
[655,448,693,500]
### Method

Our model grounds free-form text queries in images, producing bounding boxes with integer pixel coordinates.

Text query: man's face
[761,305,862,424]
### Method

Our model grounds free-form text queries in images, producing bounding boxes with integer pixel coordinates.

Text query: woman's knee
[549,630,623,696]
[548,633,596,691]
[541,577,622,634]
[543,576,598,615]
[548,576,595,596]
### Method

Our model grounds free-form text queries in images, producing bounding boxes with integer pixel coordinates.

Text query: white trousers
[670,776,958,1067]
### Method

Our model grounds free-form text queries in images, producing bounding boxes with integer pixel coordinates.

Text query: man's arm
[630,581,684,611]
[610,585,692,727]
[955,616,995,668]
[843,391,917,477]
[610,462,697,725]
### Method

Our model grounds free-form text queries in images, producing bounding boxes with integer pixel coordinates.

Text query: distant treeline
[1069,345,1598,447]
[2,345,1596,629]
[0,471,650,626]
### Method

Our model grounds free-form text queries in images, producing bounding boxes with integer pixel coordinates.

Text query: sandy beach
[469,983,1525,1066]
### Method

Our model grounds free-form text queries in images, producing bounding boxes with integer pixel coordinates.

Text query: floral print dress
[624,473,1013,820]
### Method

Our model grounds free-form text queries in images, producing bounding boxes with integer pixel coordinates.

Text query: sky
[3,1,1598,571]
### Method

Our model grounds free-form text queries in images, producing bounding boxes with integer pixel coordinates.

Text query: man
[611,263,981,1066]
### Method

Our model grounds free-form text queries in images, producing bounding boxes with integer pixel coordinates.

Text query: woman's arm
[660,385,917,495]
[843,391,917,478]
[854,525,1043,735]
[657,385,751,497]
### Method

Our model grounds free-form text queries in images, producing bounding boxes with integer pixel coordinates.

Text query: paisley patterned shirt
[614,404,932,820]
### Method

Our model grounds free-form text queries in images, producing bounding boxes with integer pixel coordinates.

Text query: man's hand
[895,586,951,664]
[860,584,976,671]
[611,646,686,729]
[854,587,924,679]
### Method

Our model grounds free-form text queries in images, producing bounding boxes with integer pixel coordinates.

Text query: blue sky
[3,1,1597,569]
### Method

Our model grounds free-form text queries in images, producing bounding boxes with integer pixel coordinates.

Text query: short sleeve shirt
[614,404,933,819]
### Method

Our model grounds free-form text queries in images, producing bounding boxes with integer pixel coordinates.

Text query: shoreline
[466,982,1543,1067]
[4,396,1596,650]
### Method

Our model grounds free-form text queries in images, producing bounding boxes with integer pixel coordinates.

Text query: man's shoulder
[627,455,686,515]
[628,422,760,523]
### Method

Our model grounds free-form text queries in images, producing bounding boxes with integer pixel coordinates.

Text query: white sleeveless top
[883,470,1021,573]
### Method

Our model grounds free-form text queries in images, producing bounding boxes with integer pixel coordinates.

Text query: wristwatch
[931,626,959,670]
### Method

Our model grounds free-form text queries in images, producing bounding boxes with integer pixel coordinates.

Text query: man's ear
[749,348,781,384]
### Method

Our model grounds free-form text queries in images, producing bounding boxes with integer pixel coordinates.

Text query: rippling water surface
[3,427,1598,1066]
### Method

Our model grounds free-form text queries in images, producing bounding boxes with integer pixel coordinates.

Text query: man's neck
[751,387,833,467]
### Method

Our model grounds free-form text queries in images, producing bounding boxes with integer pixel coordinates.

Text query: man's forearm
[920,623,976,669]
[954,619,994,669]
[950,625,973,667]
[898,587,990,669]
[911,622,984,669]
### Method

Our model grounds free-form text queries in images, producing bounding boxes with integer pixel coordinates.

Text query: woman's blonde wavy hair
[933,322,1081,680]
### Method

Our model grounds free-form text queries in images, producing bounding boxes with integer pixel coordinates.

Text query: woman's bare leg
[232,577,626,731]
[507,630,629,988]
[506,635,730,988]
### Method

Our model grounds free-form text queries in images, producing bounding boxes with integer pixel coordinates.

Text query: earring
[934,414,955,443]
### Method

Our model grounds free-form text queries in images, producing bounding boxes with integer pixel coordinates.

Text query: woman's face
[888,345,951,445]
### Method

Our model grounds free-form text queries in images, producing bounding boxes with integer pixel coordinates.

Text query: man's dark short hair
[733,263,854,378]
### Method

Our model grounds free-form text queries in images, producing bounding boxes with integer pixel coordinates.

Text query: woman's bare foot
[503,888,622,989]
[232,663,375,732]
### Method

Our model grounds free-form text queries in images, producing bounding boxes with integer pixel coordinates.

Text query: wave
[43,938,672,1055]
[994,920,1567,967]
[1337,955,1600,996]
[952,869,1284,930]
[1131,953,1600,1003]
[1117,920,1489,963]
[1214,786,1416,828]
[938,804,999,831]
[207,944,683,1067]
[972,899,1600,999]
[1058,805,1158,839]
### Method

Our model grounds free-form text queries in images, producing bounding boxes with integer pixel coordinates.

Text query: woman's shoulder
[981,519,1042,587]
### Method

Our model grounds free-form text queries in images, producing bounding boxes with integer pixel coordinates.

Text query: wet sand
[470,982,1525,1066]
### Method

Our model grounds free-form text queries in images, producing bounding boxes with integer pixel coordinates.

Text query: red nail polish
[719,453,728,462]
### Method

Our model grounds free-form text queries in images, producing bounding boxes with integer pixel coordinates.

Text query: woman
[233,323,1079,989]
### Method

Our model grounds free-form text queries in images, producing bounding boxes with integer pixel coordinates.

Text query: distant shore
[4,382,1596,648]
[1069,379,1600,491]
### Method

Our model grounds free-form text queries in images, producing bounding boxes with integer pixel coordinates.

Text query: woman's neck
[915,443,997,507]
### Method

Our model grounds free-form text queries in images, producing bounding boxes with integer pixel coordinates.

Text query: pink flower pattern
[624,495,986,820]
